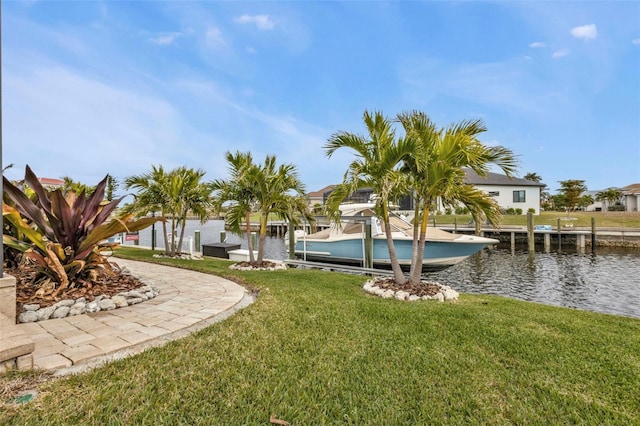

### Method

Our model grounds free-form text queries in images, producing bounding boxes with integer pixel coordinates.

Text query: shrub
[2,166,163,297]
[515,208,523,215]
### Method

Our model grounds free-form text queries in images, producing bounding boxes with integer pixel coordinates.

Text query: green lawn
[3,247,639,424]
[430,211,640,229]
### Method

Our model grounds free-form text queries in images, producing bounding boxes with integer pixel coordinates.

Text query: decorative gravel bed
[362,276,459,301]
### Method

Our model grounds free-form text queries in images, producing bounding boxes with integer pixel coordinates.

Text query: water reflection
[126,221,640,319]
[427,248,640,319]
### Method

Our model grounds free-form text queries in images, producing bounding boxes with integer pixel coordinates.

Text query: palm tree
[212,151,312,265]
[211,151,259,263]
[125,166,213,256]
[596,188,622,212]
[324,110,414,284]
[398,111,517,285]
[61,176,95,196]
[124,165,172,253]
[251,155,312,263]
[165,167,213,255]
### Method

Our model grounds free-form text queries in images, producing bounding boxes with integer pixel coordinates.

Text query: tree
[125,166,213,256]
[578,194,594,210]
[212,151,312,265]
[106,175,119,201]
[251,156,312,263]
[523,172,542,182]
[524,172,550,210]
[211,151,259,263]
[398,111,517,284]
[166,167,213,256]
[557,180,587,213]
[124,165,172,253]
[324,110,414,284]
[3,166,161,296]
[596,188,622,212]
[61,176,95,196]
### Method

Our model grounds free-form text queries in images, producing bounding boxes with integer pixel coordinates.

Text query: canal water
[125,220,640,319]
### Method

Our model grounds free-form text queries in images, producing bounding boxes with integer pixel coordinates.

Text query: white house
[461,169,544,215]
[312,169,544,214]
[622,183,640,212]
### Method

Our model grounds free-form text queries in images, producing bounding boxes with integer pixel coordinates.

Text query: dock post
[510,231,515,252]
[577,234,586,251]
[194,230,201,252]
[364,222,373,269]
[454,218,457,234]
[591,218,596,254]
[220,231,226,243]
[557,219,562,251]
[527,212,535,253]
[544,233,550,253]
[288,221,296,260]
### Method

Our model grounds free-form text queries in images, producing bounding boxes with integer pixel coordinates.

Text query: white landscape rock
[111,295,128,308]
[381,289,396,299]
[443,288,459,301]
[432,293,445,302]
[17,279,161,323]
[362,277,460,304]
[98,299,116,311]
[52,306,71,319]
[18,311,38,323]
[394,290,410,301]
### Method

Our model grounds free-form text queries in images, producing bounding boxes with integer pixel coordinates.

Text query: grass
[430,211,640,229]
[2,247,639,424]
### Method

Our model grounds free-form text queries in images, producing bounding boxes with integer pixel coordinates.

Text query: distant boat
[294,203,498,272]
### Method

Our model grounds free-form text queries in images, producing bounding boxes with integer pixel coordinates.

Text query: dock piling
[527,212,535,253]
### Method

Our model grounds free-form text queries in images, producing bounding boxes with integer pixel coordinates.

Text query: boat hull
[294,236,496,272]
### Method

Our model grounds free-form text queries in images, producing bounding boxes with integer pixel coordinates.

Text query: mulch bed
[372,277,444,297]
[6,262,147,312]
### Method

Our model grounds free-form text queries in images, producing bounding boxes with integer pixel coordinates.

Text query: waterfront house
[622,183,640,212]
[314,169,544,214]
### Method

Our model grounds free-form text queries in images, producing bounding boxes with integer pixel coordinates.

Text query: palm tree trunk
[408,202,421,279]
[177,214,187,255]
[380,204,405,284]
[409,202,429,285]
[258,212,268,263]
[170,218,178,256]
[161,217,170,254]
[245,210,255,264]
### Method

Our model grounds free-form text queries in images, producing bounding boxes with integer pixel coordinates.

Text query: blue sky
[3,1,639,195]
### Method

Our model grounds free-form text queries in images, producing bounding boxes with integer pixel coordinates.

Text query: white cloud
[234,14,275,30]
[552,48,570,58]
[3,65,193,183]
[149,32,182,45]
[529,42,546,48]
[633,38,640,45]
[206,27,225,47]
[571,24,597,40]
[397,55,572,117]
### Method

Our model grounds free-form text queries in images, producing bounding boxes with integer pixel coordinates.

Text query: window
[488,191,500,197]
[513,190,526,203]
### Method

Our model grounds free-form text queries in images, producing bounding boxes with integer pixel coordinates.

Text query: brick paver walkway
[4,259,250,374]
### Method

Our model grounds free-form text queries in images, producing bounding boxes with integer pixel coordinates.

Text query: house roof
[308,185,336,198]
[464,169,545,187]
[621,183,640,194]
[38,177,64,186]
